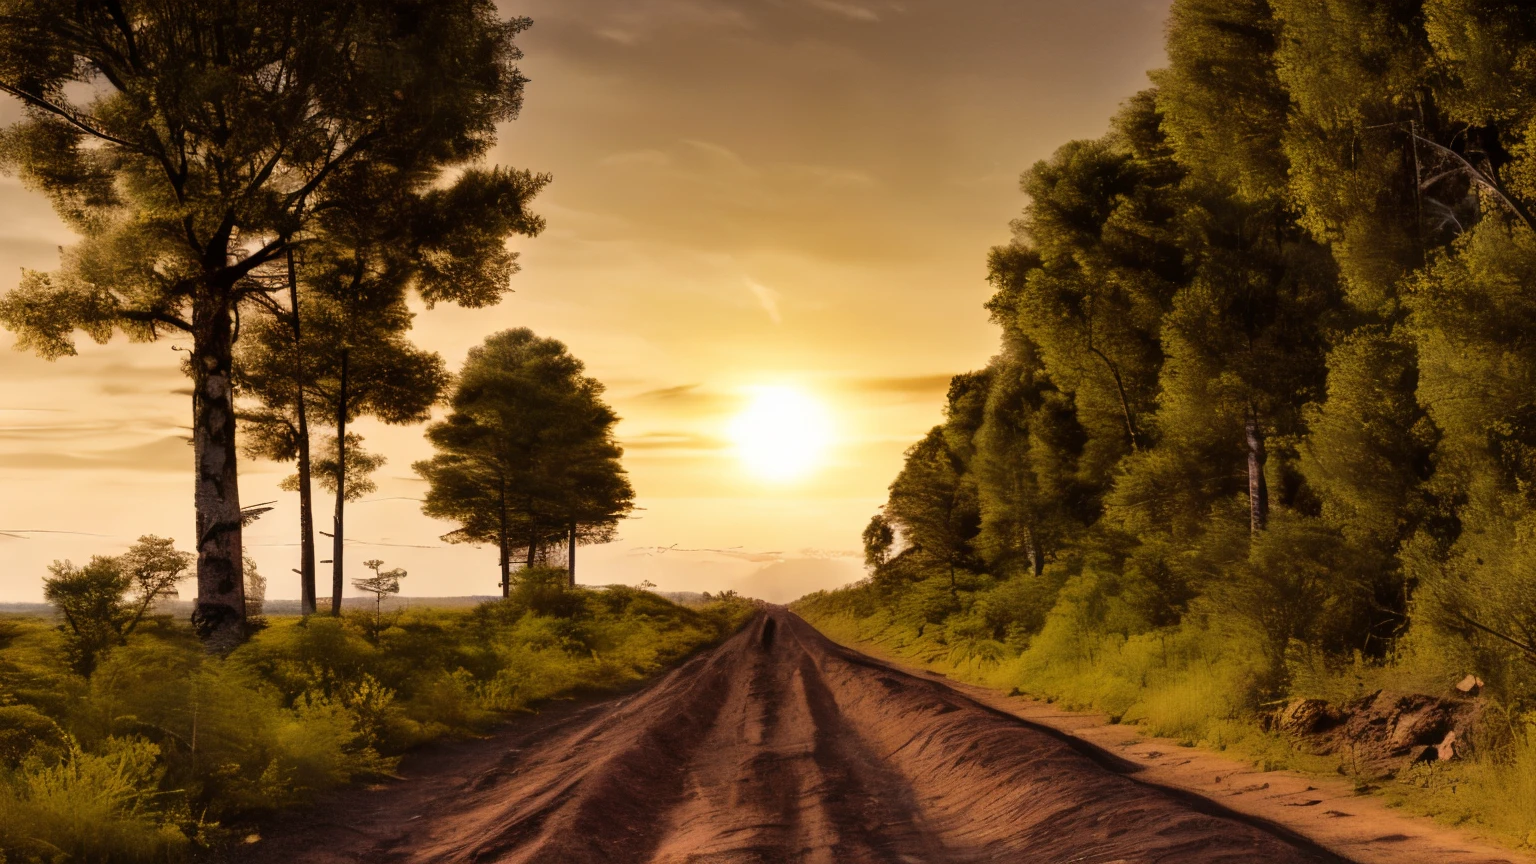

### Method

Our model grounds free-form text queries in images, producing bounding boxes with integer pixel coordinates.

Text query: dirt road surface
[231,611,1410,863]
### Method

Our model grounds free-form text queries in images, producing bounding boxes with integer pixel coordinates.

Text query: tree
[971,348,1090,578]
[416,330,634,594]
[862,513,895,572]
[1153,0,1290,204]
[993,93,1186,478]
[353,559,405,642]
[885,427,980,589]
[42,535,192,674]
[0,0,540,649]
[238,159,541,615]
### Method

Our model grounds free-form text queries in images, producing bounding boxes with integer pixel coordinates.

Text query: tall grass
[795,584,1536,850]
[0,577,754,862]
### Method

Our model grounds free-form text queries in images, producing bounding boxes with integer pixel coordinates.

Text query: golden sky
[0,0,1169,602]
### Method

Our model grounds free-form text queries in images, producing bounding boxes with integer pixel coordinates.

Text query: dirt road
[235,611,1353,863]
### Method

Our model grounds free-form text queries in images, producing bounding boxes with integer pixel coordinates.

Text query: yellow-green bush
[797,574,1536,848]
[0,582,753,862]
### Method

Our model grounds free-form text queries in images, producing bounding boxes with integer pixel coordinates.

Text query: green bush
[0,584,753,862]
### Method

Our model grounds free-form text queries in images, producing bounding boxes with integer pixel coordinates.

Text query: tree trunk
[1023,525,1044,577]
[331,348,349,615]
[288,252,317,617]
[1087,344,1141,452]
[526,517,537,569]
[567,519,577,588]
[1247,416,1268,533]
[498,481,511,598]
[189,285,246,651]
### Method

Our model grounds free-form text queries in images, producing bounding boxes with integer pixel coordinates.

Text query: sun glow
[730,386,833,482]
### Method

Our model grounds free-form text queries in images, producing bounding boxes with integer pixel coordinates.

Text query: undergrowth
[0,570,754,862]
[796,585,1536,850]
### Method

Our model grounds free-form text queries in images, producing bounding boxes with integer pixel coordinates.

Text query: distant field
[0,591,717,618]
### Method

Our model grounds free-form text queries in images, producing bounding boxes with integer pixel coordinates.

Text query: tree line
[859,0,1536,703]
[0,0,632,645]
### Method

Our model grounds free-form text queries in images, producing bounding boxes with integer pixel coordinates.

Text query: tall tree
[416,329,633,595]
[237,294,449,613]
[885,425,981,589]
[994,93,1187,478]
[239,165,542,614]
[0,0,538,649]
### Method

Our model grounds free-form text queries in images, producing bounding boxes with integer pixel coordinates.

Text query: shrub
[0,584,751,862]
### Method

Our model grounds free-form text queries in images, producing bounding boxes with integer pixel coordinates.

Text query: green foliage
[861,513,895,571]
[0,583,749,862]
[815,1,1536,849]
[417,329,635,586]
[41,536,193,675]
[0,0,549,644]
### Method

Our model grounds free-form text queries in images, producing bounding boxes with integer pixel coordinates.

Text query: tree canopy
[0,0,545,646]
[852,0,1536,706]
[416,329,634,594]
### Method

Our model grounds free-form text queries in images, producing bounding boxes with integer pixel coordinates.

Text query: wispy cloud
[628,384,736,410]
[621,431,730,451]
[0,435,191,472]
[634,384,704,402]
[843,374,955,396]
[746,279,782,324]
[597,148,673,169]
[806,0,882,22]
[629,544,783,563]
[596,27,640,45]
[583,1,755,46]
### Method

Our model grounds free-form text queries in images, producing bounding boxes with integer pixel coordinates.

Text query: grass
[794,593,1536,853]
[0,576,755,863]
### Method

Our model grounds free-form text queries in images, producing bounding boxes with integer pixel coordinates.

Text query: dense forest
[800,0,1536,838]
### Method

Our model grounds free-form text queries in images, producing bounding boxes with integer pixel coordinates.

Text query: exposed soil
[842,644,1529,864]
[1270,691,1486,779]
[228,611,1385,863]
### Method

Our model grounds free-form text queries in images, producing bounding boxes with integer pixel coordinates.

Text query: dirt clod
[1283,690,1483,779]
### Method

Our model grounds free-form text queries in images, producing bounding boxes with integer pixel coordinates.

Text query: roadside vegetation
[800,0,1536,850]
[0,5,716,861]
[0,560,752,863]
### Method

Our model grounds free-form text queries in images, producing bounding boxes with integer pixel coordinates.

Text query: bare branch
[0,82,142,151]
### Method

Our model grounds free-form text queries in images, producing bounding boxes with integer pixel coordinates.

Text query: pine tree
[416,330,633,594]
[0,0,539,649]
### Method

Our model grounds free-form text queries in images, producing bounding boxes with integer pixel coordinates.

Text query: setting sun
[730,386,833,482]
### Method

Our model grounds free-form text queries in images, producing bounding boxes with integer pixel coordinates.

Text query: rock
[1435,729,1461,761]
[1299,690,1484,779]
[1455,674,1484,696]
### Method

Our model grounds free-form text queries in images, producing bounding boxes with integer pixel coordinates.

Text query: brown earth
[228,610,1362,863]
[1272,690,1486,778]
[834,639,1529,864]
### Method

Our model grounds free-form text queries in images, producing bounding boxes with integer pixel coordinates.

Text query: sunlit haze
[0,0,1170,604]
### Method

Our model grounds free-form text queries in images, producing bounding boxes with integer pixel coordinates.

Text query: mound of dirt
[1273,689,1484,779]
[236,611,1343,864]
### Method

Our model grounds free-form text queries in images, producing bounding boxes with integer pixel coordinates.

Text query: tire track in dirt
[234,610,1346,864]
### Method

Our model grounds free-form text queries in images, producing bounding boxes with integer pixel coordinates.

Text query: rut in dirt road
[243,610,1345,864]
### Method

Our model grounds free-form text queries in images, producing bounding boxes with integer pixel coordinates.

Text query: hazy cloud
[746,279,783,324]
[0,435,190,472]
[597,149,672,169]
[842,374,955,396]
[621,431,730,451]
[630,545,783,563]
[806,0,882,22]
[735,556,863,603]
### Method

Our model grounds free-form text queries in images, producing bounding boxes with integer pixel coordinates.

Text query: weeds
[796,587,1536,850]
[0,578,754,862]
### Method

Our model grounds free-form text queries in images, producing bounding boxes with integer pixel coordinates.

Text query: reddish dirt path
[230,611,1349,863]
